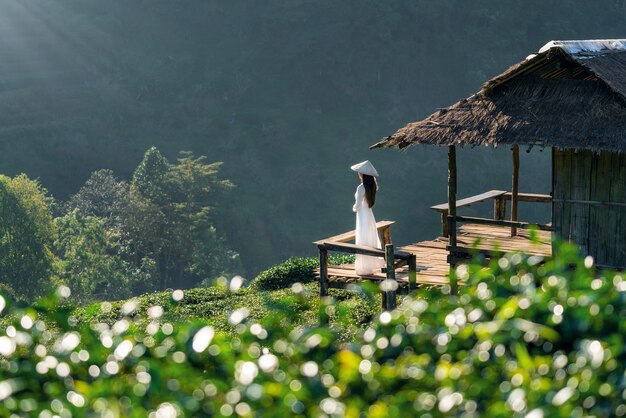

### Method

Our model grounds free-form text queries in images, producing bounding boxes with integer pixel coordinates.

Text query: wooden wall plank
[553,149,571,244]
[589,151,612,265]
[552,149,562,240]
[571,150,592,254]
[562,149,572,242]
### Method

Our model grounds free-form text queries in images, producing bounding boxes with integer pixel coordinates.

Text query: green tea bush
[0,242,624,417]
[63,281,372,340]
[250,254,355,290]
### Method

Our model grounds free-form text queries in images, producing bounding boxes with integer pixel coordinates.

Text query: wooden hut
[315,40,626,307]
[371,39,626,270]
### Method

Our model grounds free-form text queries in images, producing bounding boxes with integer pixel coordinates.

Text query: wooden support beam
[440,211,449,237]
[552,198,626,208]
[433,190,506,237]
[511,145,520,236]
[383,244,397,310]
[448,145,458,295]
[503,192,551,203]
[432,190,507,211]
[317,241,412,260]
[319,248,329,297]
[448,145,457,248]
[313,220,395,245]
[433,190,549,228]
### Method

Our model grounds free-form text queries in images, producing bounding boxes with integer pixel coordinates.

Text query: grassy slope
[69,255,378,341]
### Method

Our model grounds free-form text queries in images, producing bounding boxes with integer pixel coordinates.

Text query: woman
[351,160,385,275]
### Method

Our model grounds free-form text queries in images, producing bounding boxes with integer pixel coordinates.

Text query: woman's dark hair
[362,174,377,208]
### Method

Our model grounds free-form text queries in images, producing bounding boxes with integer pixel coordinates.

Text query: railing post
[380,225,392,247]
[441,210,449,237]
[382,244,397,311]
[493,195,506,220]
[319,247,328,297]
[408,254,417,291]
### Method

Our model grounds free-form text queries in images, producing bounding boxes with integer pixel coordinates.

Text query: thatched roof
[372,40,626,152]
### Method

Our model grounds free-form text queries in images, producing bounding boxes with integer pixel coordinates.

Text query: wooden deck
[316,224,552,289]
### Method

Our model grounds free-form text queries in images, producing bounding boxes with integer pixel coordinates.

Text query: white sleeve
[352,185,364,212]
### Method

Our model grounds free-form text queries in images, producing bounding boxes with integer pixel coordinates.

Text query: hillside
[70,264,376,342]
[64,254,376,342]
[2,1,626,274]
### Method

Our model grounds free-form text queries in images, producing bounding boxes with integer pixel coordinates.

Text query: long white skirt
[355,207,385,275]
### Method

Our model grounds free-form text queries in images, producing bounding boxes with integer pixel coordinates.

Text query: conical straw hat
[350,160,379,177]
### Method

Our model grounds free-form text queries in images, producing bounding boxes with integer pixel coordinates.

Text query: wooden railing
[314,220,417,310]
[430,190,554,275]
[315,220,395,247]
[430,190,553,237]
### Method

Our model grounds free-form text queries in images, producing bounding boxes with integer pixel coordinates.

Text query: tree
[120,190,166,289]
[53,210,136,304]
[122,147,240,290]
[64,169,129,225]
[0,174,55,299]
[168,152,234,222]
[190,225,241,283]
[130,146,169,203]
[167,152,238,285]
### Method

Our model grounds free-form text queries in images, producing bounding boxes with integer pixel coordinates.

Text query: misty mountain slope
[0,0,624,274]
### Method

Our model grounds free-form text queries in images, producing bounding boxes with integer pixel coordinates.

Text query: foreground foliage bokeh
[0,243,625,417]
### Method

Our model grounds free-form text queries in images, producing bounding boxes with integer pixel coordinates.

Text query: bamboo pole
[511,145,520,236]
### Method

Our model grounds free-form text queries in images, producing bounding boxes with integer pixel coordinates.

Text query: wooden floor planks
[315,224,552,289]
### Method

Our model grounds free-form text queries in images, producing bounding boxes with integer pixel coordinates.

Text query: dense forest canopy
[1,1,626,274]
[0,148,240,300]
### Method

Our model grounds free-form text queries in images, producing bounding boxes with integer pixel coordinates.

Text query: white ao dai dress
[353,183,385,275]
